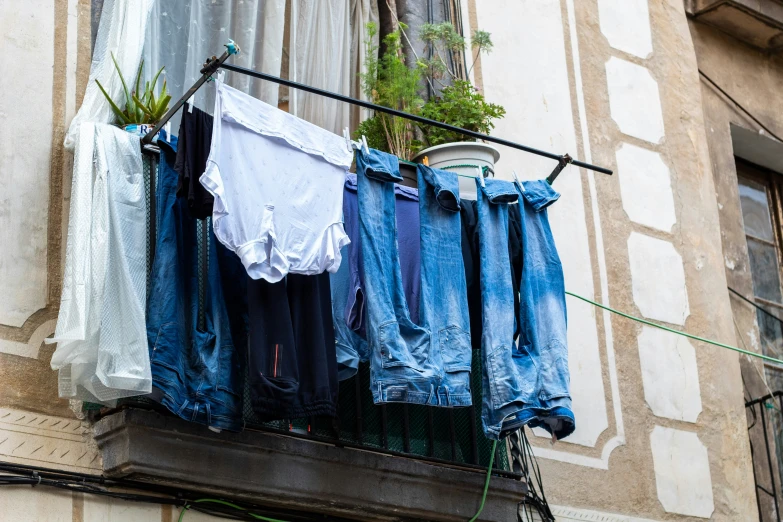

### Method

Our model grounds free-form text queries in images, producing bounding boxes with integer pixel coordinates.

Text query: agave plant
[96,53,171,125]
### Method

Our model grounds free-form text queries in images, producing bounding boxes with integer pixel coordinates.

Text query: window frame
[737,157,783,372]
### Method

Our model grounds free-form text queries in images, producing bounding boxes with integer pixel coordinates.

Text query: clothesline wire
[143,43,613,176]
[565,291,783,366]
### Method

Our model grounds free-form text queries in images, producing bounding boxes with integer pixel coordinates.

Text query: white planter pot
[413,142,501,200]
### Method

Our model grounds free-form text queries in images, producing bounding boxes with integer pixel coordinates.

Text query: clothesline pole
[219,62,613,176]
[141,47,237,145]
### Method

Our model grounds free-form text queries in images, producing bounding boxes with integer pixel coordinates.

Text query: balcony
[84,146,528,522]
[687,0,783,51]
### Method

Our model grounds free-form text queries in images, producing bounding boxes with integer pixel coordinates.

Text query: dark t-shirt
[174,105,215,219]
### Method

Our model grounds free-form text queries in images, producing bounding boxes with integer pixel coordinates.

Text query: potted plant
[413,23,505,193]
[355,22,424,186]
[96,53,171,141]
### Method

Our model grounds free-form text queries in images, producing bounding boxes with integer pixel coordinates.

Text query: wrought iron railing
[746,391,783,521]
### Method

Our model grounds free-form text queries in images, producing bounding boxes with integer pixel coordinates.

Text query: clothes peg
[477,166,485,188]
[512,170,523,191]
[343,127,352,152]
[188,101,194,113]
[422,156,429,167]
[361,135,369,154]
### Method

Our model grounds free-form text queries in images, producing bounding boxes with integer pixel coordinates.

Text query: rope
[468,439,498,522]
[566,291,783,366]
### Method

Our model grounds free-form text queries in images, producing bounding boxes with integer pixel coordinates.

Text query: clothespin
[477,166,485,188]
[512,170,523,191]
[343,127,352,153]
[361,135,369,154]
[188,101,194,113]
[422,156,429,167]
[225,39,241,56]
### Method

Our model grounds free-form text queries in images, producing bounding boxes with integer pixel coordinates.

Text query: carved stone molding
[0,407,101,472]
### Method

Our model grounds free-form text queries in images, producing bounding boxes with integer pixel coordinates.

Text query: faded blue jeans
[146,136,248,432]
[515,180,574,439]
[357,149,472,406]
[476,178,523,439]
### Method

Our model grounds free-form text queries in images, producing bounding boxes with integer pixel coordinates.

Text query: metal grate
[133,148,515,476]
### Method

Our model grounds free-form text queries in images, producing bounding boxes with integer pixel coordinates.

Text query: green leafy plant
[356,22,423,160]
[96,53,171,125]
[415,22,505,148]
[419,79,505,147]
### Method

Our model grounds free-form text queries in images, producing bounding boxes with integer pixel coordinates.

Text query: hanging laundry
[48,123,151,403]
[201,78,352,282]
[247,273,339,420]
[175,105,215,219]
[332,173,420,380]
[357,149,472,407]
[514,180,574,440]
[460,198,524,351]
[474,178,523,439]
[146,136,248,432]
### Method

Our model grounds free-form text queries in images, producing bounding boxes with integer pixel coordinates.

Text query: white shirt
[201,80,352,282]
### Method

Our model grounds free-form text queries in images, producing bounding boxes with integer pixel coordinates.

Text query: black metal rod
[219,62,613,176]
[354,375,363,445]
[427,408,435,457]
[747,390,783,408]
[145,147,157,269]
[402,404,411,453]
[759,403,779,517]
[448,410,457,462]
[141,50,232,145]
[380,404,388,449]
[469,404,479,465]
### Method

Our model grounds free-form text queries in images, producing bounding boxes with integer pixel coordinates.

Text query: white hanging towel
[48,123,151,403]
[201,79,352,283]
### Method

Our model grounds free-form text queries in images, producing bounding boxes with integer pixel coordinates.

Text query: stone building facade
[1,0,782,520]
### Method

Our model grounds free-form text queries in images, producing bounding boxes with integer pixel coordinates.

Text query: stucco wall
[689,18,783,522]
[470,0,756,519]
[0,0,764,520]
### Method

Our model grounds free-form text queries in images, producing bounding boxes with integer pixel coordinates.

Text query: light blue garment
[514,180,574,439]
[331,243,368,380]
[356,149,472,406]
[475,178,523,439]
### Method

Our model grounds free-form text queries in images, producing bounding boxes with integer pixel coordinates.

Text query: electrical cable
[178,499,289,522]
[566,291,783,366]
[468,439,497,522]
[698,70,783,144]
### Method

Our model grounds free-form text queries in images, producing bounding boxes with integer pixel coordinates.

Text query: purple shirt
[343,174,421,337]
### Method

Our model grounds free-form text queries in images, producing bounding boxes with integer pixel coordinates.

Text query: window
[737,158,783,366]
[737,158,783,489]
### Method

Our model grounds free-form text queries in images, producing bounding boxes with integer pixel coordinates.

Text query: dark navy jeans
[357,150,472,406]
[146,136,247,432]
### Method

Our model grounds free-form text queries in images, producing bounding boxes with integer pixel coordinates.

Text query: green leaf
[150,66,165,94]
[153,95,171,120]
[134,58,144,99]
[133,94,155,118]
[110,52,132,113]
[96,79,130,124]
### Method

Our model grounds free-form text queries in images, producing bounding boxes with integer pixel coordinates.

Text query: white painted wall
[0,0,55,327]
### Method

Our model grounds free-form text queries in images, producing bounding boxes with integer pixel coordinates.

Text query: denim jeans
[515,180,574,439]
[476,178,524,439]
[356,149,472,406]
[146,136,248,432]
